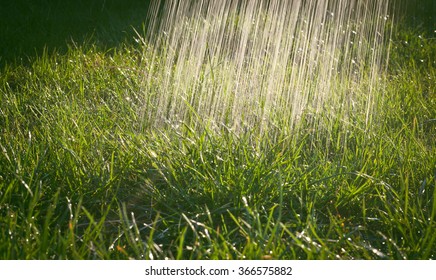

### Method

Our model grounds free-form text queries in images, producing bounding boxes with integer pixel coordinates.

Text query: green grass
[0,1,435,260]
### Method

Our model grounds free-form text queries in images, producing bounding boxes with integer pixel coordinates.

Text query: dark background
[0,0,152,66]
[394,0,435,30]
[0,0,434,67]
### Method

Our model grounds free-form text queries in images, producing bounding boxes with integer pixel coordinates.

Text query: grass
[0,0,435,259]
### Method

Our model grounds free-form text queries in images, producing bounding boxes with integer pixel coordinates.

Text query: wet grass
[0,1,435,259]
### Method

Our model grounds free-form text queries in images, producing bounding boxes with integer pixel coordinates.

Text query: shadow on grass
[0,0,152,67]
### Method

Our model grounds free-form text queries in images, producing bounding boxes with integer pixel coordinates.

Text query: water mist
[139,0,392,137]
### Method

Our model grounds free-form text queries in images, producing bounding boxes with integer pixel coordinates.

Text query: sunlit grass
[0,0,435,259]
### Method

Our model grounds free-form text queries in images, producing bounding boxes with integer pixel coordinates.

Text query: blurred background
[0,0,151,66]
[0,0,434,67]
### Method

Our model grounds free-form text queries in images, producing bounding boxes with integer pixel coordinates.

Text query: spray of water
[139,0,392,136]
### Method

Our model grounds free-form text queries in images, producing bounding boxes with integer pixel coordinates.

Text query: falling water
[139,0,392,135]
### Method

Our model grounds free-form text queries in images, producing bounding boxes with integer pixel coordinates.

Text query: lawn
[0,0,435,259]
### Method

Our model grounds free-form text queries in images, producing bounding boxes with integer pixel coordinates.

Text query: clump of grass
[0,0,435,259]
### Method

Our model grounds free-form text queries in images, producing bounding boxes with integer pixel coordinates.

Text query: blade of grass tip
[176,226,188,260]
[14,174,33,197]
[80,206,103,235]
[26,180,41,221]
[181,213,198,238]
[130,211,145,253]
[110,150,115,181]
[145,212,161,260]
[226,210,249,238]
[68,197,83,253]
[117,203,138,258]
[40,188,60,258]
[279,222,305,250]
[399,168,409,219]
[1,180,17,204]
[263,204,279,243]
